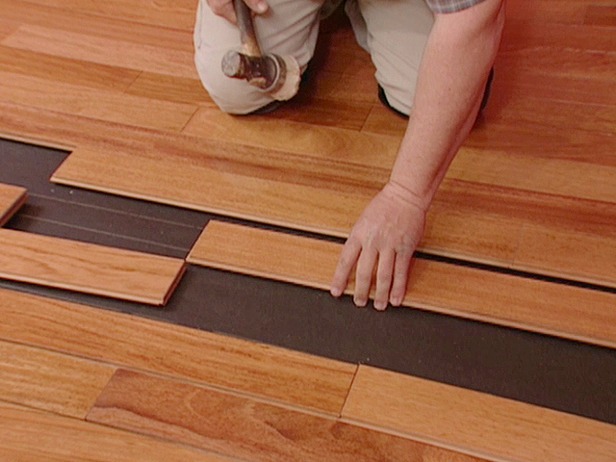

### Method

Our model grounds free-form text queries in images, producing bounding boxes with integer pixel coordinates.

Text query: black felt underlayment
[1,138,615,425]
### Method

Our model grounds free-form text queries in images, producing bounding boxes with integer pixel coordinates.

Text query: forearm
[389,0,505,207]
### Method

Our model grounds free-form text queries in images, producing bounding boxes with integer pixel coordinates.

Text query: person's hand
[207,0,269,24]
[330,182,427,310]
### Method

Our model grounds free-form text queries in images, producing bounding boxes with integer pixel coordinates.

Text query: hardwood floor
[0,0,614,460]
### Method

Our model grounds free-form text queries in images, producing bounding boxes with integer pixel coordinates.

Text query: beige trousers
[193,0,434,115]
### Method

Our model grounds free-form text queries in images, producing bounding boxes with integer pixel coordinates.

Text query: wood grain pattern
[188,221,616,348]
[0,70,197,132]
[0,402,233,462]
[0,228,186,305]
[88,368,488,462]
[0,340,115,418]
[0,287,356,415]
[585,5,616,26]
[342,366,616,462]
[515,224,616,287]
[0,182,27,226]
[2,24,197,78]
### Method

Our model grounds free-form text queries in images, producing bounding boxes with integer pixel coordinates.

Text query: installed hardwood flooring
[0,287,356,415]
[87,368,488,462]
[0,182,27,226]
[188,221,616,348]
[343,366,616,462]
[0,402,233,462]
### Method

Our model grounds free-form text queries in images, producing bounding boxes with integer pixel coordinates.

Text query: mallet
[221,0,301,101]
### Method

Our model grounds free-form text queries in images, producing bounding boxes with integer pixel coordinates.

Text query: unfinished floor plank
[0,402,233,462]
[0,182,27,226]
[342,366,616,462]
[88,368,488,462]
[0,228,185,305]
[188,221,616,349]
[0,340,115,418]
[0,287,356,415]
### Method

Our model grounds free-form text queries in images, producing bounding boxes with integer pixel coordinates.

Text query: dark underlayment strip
[1,138,615,425]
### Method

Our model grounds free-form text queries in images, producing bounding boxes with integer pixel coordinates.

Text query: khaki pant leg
[194,0,325,114]
[346,0,434,115]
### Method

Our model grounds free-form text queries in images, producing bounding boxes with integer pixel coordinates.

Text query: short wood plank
[0,182,27,226]
[343,366,616,462]
[188,221,616,349]
[88,368,488,462]
[0,402,233,462]
[0,340,115,418]
[0,287,356,415]
[0,228,186,305]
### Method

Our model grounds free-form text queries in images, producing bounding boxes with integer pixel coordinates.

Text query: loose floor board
[342,366,616,462]
[188,221,616,349]
[0,228,186,305]
[0,402,232,462]
[0,340,115,418]
[0,182,27,226]
[0,287,356,415]
[88,368,489,462]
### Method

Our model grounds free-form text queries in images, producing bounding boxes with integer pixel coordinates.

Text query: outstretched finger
[330,238,361,298]
[389,250,413,306]
[373,249,395,311]
[353,245,378,308]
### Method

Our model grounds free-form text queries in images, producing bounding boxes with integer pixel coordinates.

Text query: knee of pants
[194,52,274,115]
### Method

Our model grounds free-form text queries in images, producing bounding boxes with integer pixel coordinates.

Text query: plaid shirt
[426,0,487,14]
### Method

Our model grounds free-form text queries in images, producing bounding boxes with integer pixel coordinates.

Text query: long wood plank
[0,402,233,462]
[0,340,114,418]
[0,287,356,415]
[88,368,488,462]
[342,366,616,462]
[0,228,186,305]
[49,143,616,286]
[0,182,27,226]
[188,221,616,349]
[2,24,197,78]
[0,70,197,132]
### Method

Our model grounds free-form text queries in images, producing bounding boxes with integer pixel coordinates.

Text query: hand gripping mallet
[221,0,301,101]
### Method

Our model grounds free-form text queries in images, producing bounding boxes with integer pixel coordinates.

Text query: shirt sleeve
[425,0,487,14]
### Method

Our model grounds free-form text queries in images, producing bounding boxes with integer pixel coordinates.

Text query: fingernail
[374,301,386,311]
[255,1,267,13]
[354,298,367,307]
[330,288,341,298]
[390,297,402,306]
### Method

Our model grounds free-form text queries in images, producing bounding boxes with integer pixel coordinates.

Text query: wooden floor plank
[0,0,194,50]
[87,368,488,462]
[0,228,186,305]
[515,224,616,287]
[0,340,115,418]
[0,402,234,462]
[0,44,140,91]
[50,144,616,285]
[126,72,214,105]
[20,0,197,30]
[188,221,616,349]
[0,287,356,415]
[2,24,197,78]
[0,182,27,226]
[0,70,197,132]
[342,366,616,462]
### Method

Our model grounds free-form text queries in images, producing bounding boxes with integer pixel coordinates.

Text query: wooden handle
[235,0,261,57]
